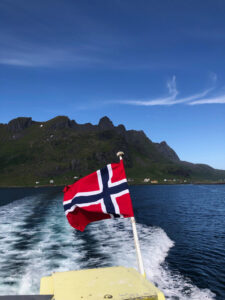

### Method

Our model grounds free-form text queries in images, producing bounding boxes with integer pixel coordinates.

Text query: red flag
[63,159,134,231]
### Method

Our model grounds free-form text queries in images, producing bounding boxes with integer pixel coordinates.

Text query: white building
[143,178,150,183]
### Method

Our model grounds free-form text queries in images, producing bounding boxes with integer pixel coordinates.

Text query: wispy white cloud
[119,76,177,106]
[169,88,213,105]
[167,75,178,98]
[0,50,102,68]
[0,36,103,68]
[0,34,169,70]
[189,95,225,105]
[117,76,217,106]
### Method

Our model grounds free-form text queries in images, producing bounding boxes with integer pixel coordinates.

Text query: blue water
[0,185,224,299]
[131,184,225,299]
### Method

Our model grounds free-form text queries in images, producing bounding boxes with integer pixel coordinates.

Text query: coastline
[0,182,224,189]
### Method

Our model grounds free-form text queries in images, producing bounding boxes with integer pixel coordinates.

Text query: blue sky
[0,0,225,169]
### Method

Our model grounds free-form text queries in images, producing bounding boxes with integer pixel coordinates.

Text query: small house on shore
[143,178,150,183]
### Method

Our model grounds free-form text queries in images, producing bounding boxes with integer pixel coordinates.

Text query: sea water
[0,185,224,299]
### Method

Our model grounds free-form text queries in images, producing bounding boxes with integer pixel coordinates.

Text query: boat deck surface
[40,266,165,300]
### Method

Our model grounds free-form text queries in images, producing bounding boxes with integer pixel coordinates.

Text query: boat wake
[0,194,215,299]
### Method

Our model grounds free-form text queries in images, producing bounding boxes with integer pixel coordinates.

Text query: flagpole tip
[117,151,124,160]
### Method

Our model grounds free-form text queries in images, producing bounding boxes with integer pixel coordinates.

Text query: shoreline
[0,182,225,189]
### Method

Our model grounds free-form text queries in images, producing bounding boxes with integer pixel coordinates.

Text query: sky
[0,0,225,169]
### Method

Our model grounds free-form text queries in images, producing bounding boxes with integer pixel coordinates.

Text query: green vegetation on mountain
[0,116,224,187]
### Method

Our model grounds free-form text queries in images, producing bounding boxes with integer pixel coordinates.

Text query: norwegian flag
[63,159,134,231]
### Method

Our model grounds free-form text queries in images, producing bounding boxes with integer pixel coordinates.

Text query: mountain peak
[154,141,180,162]
[98,116,114,130]
[47,116,73,129]
[8,117,33,132]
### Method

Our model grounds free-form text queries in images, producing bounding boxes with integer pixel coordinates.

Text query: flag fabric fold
[63,159,134,231]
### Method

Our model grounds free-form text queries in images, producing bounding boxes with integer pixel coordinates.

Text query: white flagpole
[116,151,146,277]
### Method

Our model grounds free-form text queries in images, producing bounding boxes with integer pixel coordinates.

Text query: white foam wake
[88,219,216,300]
[0,196,216,299]
[0,196,40,294]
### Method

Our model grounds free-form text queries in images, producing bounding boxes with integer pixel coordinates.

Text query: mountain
[0,116,224,186]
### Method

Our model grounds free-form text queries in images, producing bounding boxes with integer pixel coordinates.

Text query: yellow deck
[40,266,165,300]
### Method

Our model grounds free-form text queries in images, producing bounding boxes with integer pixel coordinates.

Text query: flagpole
[116,152,146,277]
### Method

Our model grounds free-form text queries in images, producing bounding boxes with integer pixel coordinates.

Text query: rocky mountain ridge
[0,115,224,186]
[3,115,179,159]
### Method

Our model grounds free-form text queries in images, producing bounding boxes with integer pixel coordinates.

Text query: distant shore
[0,181,224,189]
